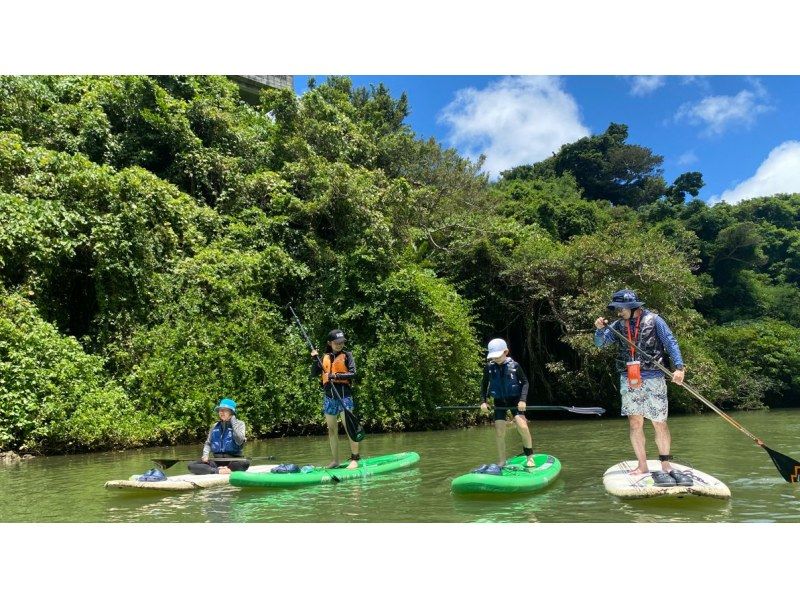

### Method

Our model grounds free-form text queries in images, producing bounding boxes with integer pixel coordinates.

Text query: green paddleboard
[451,454,561,494]
[229,452,420,488]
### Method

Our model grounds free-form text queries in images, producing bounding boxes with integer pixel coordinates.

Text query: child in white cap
[480,338,534,467]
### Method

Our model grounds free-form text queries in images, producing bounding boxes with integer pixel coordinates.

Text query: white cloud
[680,76,712,92]
[710,141,800,204]
[677,150,698,166]
[629,76,666,96]
[675,86,771,136]
[438,76,590,178]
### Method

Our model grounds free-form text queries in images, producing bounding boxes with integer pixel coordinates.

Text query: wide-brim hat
[215,398,237,413]
[607,289,645,310]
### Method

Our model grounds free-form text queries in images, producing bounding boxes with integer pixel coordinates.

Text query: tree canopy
[1,76,797,453]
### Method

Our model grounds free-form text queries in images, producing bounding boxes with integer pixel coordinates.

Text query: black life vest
[611,311,668,373]
[486,358,523,399]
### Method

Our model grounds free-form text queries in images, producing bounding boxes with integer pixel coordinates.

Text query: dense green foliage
[1,75,797,453]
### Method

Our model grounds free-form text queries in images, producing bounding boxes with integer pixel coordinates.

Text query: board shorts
[620,375,668,422]
[323,394,354,416]
[493,396,523,421]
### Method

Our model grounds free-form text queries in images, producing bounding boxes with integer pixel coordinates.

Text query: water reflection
[3,409,800,523]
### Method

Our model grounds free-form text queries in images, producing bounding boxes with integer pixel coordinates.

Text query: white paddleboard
[105,464,277,491]
[603,460,731,499]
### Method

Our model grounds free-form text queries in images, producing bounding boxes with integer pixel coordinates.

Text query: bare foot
[217,466,231,474]
[526,459,535,468]
[346,460,359,470]
[326,461,340,469]
[627,468,650,476]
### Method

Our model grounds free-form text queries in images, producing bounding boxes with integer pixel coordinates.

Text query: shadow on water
[608,494,733,523]
[450,479,569,523]
[228,468,426,523]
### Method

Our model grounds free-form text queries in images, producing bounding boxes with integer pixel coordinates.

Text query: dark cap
[327,329,347,343]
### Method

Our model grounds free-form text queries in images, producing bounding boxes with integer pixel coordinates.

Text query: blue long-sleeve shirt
[594,311,684,378]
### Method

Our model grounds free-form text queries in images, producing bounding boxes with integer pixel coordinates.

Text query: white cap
[486,338,508,359]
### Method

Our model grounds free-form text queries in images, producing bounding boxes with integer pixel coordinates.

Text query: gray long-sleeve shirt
[201,416,246,459]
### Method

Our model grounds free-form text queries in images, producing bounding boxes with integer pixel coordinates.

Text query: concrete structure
[229,75,294,104]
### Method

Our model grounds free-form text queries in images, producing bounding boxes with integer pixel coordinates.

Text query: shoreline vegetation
[1,76,799,456]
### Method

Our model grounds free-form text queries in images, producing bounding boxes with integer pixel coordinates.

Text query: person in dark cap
[594,290,692,487]
[310,329,360,469]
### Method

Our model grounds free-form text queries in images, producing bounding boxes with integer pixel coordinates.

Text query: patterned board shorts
[323,394,354,416]
[620,375,668,422]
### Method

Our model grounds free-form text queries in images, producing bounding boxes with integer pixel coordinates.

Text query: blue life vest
[487,359,523,399]
[209,422,242,456]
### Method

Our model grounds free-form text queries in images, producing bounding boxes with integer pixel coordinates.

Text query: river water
[1,409,799,523]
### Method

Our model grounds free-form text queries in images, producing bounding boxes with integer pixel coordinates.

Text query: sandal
[669,469,694,486]
[651,470,676,487]
[483,464,503,475]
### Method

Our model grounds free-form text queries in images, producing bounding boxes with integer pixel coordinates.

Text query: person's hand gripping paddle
[290,306,365,443]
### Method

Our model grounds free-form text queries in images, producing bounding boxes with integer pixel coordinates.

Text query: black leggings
[187,459,250,475]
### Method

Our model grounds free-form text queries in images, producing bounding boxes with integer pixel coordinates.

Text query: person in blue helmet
[594,289,692,487]
[479,338,535,467]
[187,398,250,475]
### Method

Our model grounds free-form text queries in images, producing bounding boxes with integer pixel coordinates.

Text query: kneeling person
[188,398,250,475]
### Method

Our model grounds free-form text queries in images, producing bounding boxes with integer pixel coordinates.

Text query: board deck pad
[451,454,562,494]
[229,452,420,488]
[603,460,731,499]
[105,464,278,491]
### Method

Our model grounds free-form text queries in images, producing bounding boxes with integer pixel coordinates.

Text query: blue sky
[295,76,800,204]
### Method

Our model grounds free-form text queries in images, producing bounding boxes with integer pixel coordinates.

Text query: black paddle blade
[762,444,800,483]
[343,409,366,443]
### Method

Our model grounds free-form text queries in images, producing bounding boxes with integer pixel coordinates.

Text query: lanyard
[625,316,642,359]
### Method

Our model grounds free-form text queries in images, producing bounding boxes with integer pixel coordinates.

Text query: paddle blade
[762,444,800,483]
[344,408,366,443]
[564,406,606,416]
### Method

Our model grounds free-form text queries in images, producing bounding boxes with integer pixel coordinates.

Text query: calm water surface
[2,410,800,523]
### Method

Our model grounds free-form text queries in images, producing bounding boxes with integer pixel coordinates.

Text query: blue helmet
[215,397,237,414]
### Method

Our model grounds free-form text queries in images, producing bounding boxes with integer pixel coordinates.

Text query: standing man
[594,289,693,487]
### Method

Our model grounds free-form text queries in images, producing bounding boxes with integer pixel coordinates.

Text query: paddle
[289,305,366,443]
[152,455,276,470]
[602,321,800,483]
[435,405,606,416]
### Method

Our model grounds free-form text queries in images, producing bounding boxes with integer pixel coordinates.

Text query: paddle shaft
[152,456,276,470]
[602,323,762,444]
[289,306,348,406]
[436,405,605,415]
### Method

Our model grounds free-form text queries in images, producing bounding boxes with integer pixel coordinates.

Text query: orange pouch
[626,360,642,389]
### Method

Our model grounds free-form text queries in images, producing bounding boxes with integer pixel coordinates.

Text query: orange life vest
[322,352,351,385]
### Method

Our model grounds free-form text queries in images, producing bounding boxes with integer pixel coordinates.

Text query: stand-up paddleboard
[229,452,420,488]
[105,464,277,491]
[603,460,730,499]
[451,454,561,494]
